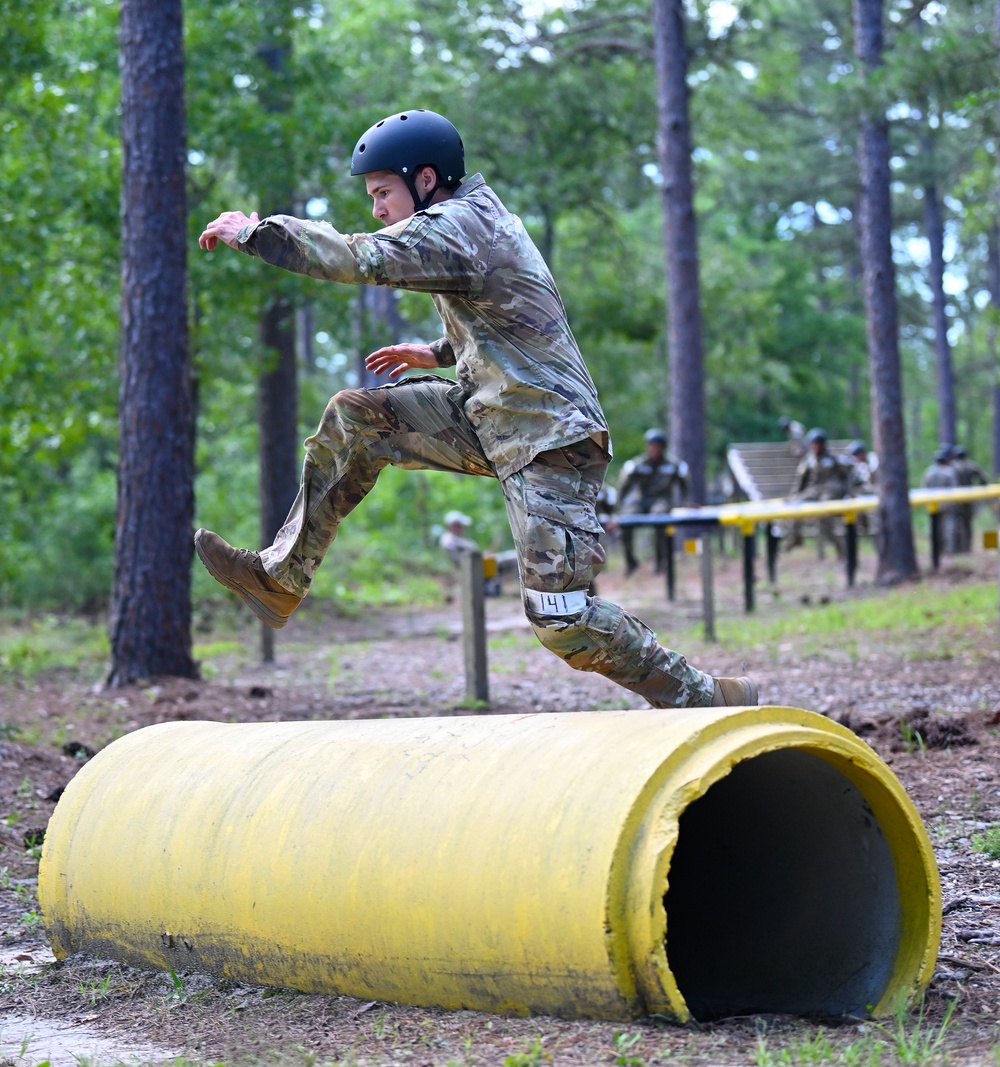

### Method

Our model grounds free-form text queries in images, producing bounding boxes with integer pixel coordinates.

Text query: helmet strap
[405,167,442,212]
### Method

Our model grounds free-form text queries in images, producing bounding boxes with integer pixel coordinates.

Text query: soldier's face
[365,171,415,227]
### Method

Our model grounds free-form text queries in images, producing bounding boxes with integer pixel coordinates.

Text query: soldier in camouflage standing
[949,445,987,553]
[785,428,852,558]
[195,110,755,709]
[616,429,688,576]
[921,447,958,554]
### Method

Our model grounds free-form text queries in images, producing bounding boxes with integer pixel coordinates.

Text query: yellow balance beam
[39,708,940,1022]
[714,484,1000,527]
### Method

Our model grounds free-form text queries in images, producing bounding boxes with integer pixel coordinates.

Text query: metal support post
[845,515,858,588]
[700,532,716,643]
[766,524,780,585]
[929,509,942,571]
[741,522,756,614]
[460,550,489,705]
[664,526,676,602]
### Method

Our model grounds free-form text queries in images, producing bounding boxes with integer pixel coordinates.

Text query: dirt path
[2,547,999,1065]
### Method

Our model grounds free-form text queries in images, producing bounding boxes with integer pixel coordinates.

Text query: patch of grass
[79,974,114,1005]
[716,578,998,651]
[971,825,1000,860]
[0,613,108,681]
[867,995,958,1065]
[753,1025,883,1066]
[193,639,243,659]
[613,1030,645,1066]
[503,1036,550,1067]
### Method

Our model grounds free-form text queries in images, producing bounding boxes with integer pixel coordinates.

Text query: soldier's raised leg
[503,440,756,709]
[196,377,493,627]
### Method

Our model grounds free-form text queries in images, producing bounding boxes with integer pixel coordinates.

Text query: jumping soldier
[195,109,756,708]
[616,428,688,576]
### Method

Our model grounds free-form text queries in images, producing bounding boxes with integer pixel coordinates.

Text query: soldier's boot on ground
[709,676,758,707]
[195,529,302,629]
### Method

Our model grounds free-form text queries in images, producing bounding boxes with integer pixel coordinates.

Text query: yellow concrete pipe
[39,708,940,1022]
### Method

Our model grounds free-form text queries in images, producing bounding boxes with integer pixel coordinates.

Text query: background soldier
[438,510,479,567]
[779,415,807,459]
[616,428,688,576]
[845,439,877,537]
[846,439,877,494]
[949,444,987,553]
[921,447,959,554]
[194,109,755,708]
[786,428,852,558]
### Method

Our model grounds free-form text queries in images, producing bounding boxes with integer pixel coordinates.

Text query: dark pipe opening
[664,749,901,1020]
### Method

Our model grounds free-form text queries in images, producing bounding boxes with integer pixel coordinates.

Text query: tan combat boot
[710,676,759,707]
[194,529,302,629]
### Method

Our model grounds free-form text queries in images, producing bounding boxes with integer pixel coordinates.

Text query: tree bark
[854,0,919,583]
[993,0,1000,475]
[110,0,196,684]
[989,233,1000,475]
[652,0,706,503]
[921,147,956,449]
[256,2,299,663]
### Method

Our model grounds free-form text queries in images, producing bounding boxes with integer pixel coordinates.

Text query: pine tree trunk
[993,0,1000,475]
[854,0,919,584]
[922,151,956,448]
[652,0,706,503]
[257,2,299,662]
[109,0,196,685]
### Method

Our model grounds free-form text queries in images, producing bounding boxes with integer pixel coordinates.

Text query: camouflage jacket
[236,174,609,481]
[617,455,688,511]
[792,449,851,500]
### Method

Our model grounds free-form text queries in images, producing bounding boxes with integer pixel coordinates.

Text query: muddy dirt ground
[1,543,999,1066]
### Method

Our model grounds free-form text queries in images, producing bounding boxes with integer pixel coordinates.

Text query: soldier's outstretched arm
[199,210,259,251]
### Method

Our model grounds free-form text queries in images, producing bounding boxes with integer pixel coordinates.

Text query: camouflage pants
[260,377,714,708]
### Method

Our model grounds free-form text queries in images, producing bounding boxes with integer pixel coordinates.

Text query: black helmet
[950,444,967,459]
[848,439,867,456]
[806,427,827,444]
[933,447,951,463]
[351,110,465,212]
[644,428,667,445]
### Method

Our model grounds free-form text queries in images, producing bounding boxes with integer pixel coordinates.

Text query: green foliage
[503,1036,550,1067]
[3,0,999,616]
[0,614,109,681]
[867,995,958,1065]
[971,825,1000,860]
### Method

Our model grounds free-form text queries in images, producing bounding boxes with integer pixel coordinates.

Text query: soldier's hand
[199,210,260,251]
[365,343,438,379]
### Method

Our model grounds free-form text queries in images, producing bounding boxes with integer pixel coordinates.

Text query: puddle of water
[0,1014,183,1067]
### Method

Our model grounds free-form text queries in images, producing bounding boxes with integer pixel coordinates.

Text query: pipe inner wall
[664,749,899,1019]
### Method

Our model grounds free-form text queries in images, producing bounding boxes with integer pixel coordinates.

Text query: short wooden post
[460,550,489,705]
[985,529,1000,653]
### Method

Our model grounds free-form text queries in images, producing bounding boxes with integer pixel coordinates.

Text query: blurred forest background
[2,0,998,617]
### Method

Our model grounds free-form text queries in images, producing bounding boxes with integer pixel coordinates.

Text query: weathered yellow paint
[39,708,940,1022]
